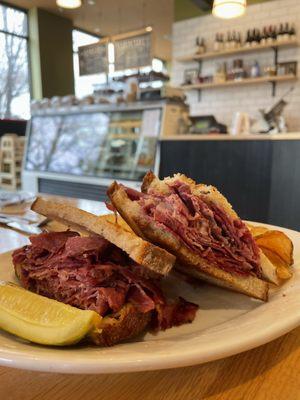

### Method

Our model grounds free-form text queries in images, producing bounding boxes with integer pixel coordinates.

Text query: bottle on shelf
[214,62,227,83]
[214,33,220,52]
[272,26,277,42]
[277,23,284,42]
[232,31,236,48]
[225,31,231,49]
[230,31,234,49]
[261,27,267,45]
[283,23,290,41]
[219,33,225,50]
[254,29,261,45]
[250,60,261,78]
[267,26,274,44]
[290,23,296,40]
[250,29,257,46]
[233,31,237,49]
[236,32,241,48]
[245,29,251,47]
[196,36,206,54]
[199,38,206,53]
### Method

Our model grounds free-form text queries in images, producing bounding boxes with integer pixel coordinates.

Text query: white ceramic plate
[0,223,299,374]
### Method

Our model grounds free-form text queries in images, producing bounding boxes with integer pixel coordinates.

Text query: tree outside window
[0,4,30,119]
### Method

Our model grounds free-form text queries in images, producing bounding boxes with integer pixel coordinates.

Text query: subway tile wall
[172,0,300,131]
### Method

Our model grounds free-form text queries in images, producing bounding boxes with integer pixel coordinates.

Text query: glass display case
[25,107,161,181]
[22,100,187,200]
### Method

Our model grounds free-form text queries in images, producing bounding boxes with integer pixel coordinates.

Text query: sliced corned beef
[123,180,261,277]
[13,231,198,331]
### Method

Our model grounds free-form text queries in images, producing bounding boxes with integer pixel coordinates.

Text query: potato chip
[255,231,294,266]
[248,225,269,238]
[249,226,294,281]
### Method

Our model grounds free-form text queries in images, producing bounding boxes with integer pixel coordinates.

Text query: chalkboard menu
[78,41,108,75]
[114,33,152,71]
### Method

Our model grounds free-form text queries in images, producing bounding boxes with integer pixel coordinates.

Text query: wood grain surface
[0,196,299,400]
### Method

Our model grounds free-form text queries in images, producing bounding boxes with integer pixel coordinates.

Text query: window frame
[0,1,31,119]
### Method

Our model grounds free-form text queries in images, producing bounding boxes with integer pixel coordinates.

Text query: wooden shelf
[176,39,298,62]
[180,74,297,91]
[109,120,141,128]
[108,133,139,139]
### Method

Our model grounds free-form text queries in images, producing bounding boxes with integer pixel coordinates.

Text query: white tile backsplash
[172,0,300,131]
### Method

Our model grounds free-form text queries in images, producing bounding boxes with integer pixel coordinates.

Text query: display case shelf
[109,120,141,128]
[102,164,150,173]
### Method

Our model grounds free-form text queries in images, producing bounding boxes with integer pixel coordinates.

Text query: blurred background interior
[0,0,299,230]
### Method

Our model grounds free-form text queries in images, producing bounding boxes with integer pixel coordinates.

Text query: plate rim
[0,222,299,374]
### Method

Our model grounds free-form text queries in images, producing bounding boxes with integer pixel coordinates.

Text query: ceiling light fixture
[145,26,153,32]
[56,0,82,9]
[212,0,246,19]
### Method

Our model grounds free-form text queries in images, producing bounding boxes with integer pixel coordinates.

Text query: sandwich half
[12,197,198,346]
[107,172,278,301]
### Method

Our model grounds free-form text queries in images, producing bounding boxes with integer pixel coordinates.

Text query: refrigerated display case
[22,100,186,200]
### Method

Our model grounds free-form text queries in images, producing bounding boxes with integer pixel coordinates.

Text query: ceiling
[5,0,174,60]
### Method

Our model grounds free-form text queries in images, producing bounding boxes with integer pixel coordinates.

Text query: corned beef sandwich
[12,197,198,346]
[107,172,279,301]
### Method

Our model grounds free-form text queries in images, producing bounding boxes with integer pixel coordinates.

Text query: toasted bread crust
[108,181,269,301]
[31,197,175,276]
[143,172,237,219]
[144,173,280,287]
[91,304,151,346]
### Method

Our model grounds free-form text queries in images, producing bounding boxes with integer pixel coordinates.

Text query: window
[72,29,107,98]
[0,4,30,119]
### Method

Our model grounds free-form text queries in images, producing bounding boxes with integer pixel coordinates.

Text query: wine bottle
[272,26,277,41]
[220,33,225,50]
[251,29,256,46]
[278,23,284,42]
[245,29,251,47]
[232,31,237,48]
[261,27,267,45]
[290,23,296,40]
[214,33,220,51]
[255,28,261,45]
[199,38,206,53]
[284,22,290,41]
[267,26,274,44]
[237,32,242,48]
[226,31,231,49]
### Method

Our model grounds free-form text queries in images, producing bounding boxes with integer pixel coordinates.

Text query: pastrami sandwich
[107,172,279,301]
[12,197,198,346]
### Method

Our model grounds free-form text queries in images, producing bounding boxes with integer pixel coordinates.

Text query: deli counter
[159,134,300,231]
[22,100,187,199]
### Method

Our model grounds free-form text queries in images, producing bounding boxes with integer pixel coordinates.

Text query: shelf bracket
[197,60,202,101]
[272,46,279,67]
[271,81,276,97]
[271,46,279,97]
[197,89,202,101]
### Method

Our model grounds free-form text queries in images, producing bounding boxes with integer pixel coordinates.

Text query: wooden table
[0,197,299,400]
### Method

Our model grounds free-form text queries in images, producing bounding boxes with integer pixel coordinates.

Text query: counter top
[160,133,300,141]
[31,99,181,116]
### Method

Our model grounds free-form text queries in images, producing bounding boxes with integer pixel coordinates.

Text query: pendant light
[56,0,82,9]
[212,0,247,19]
